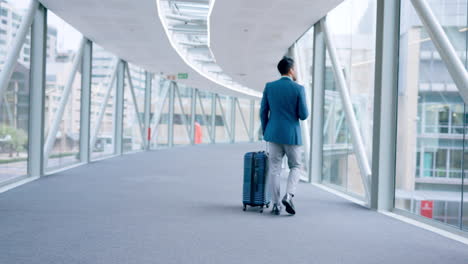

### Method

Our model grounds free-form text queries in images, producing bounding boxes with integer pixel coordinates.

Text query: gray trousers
[267,142,303,205]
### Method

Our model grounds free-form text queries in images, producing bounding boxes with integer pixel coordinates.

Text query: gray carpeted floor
[0,143,467,264]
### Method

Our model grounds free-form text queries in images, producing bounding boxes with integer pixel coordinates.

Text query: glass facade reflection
[0,0,30,184]
[123,63,145,152]
[173,84,191,146]
[196,90,214,144]
[321,0,377,198]
[90,44,117,160]
[395,0,467,229]
[44,11,82,171]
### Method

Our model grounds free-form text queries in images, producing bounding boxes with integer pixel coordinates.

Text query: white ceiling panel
[210,0,343,91]
[39,0,260,98]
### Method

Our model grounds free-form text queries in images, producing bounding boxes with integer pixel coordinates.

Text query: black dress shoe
[282,193,296,215]
[271,204,281,215]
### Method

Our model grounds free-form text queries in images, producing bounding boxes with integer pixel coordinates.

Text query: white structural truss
[157,0,261,98]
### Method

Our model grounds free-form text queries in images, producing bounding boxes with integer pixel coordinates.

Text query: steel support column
[28,4,46,178]
[79,39,92,163]
[370,0,401,211]
[230,97,236,143]
[310,20,326,183]
[114,60,125,155]
[211,93,216,143]
[190,88,197,144]
[168,82,175,148]
[144,72,152,150]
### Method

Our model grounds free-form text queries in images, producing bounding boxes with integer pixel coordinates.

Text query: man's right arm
[260,85,269,135]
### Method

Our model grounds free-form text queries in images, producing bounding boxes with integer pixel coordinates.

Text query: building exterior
[395,0,467,228]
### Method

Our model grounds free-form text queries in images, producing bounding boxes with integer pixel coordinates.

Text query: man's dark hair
[277,56,294,75]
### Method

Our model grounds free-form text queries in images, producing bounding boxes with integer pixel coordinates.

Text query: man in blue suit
[260,56,309,215]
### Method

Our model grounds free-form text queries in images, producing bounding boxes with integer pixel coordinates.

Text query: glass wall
[90,44,117,160]
[123,63,145,153]
[395,0,467,229]
[0,0,31,184]
[321,0,377,198]
[150,76,169,148]
[44,11,82,171]
[293,26,314,180]
[234,98,251,142]
[173,83,191,146]
[195,90,213,144]
[215,95,230,143]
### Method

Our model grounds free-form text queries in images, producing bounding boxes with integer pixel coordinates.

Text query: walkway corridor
[0,144,467,264]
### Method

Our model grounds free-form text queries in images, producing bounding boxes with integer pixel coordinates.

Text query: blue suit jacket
[260,77,309,145]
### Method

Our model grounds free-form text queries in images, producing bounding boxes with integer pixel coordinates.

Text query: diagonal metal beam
[215,94,232,141]
[90,59,119,150]
[124,62,145,143]
[323,99,335,135]
[410,0,468,103]
[43,38,85,166]
[197,92,213,142]
[3,95,14,125]
[150,80,171,142]
[334,111,345,144]
[174,84,192,140]
[235,98,250,137]
[321,18,371,204]
[0,0,38,110]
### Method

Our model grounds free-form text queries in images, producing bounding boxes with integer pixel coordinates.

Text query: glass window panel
[293,26,314,179]
[150,76,169,149]
[172,84,191,146]
[90,44,117,159]
[395,0,466,229]
[254,100,261,141]
[463,158,467,230]
[123,64,145,153]
[234,98,251,142]
[195,90,213,144]
[215,95,230,143]
[321,0,377,198]
[44,11,82,171]
[0,0,31,184]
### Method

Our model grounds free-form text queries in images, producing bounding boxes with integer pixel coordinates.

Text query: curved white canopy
[210,0,343,92]
[39,0,343,97]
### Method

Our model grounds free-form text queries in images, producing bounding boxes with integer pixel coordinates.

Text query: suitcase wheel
[266,204,269,208]
[243,205,247,211]
[259,206,264,213]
